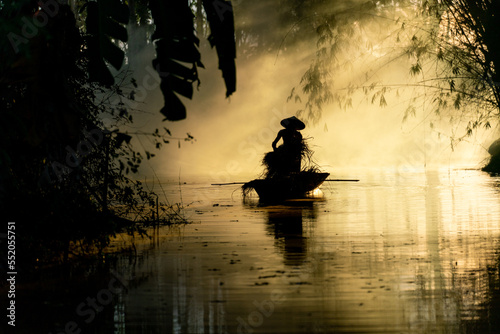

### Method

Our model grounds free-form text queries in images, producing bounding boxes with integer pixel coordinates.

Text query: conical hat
[280,116,305,130]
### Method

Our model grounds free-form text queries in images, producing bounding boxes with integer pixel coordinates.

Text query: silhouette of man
[270,116,305,174]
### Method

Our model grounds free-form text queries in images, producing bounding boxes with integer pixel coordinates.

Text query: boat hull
[243,172,329,201]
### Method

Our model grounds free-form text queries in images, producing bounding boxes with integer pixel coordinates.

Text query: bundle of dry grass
[261,138,316,178]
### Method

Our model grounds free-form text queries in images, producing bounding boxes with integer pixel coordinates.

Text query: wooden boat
[242,171,330,201]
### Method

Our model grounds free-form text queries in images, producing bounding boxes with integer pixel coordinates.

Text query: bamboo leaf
[85,0,129,85]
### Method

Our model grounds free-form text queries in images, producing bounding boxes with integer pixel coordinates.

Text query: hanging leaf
[160,88,186,121]
[203,0,237,97]
[85,0,129,86]
[379,94,387,107]
[114,132,132,148]
[149,0,203,121]
[147,0,236,120]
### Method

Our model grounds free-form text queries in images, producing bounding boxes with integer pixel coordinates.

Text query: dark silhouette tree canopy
[85,0,130,86]
[0,0,223,265]
[83,0,237,121]
[1,0,236,122]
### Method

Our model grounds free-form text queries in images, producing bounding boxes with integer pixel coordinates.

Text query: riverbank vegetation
[0,0,236,268]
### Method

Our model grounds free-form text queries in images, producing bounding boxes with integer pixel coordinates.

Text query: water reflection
[12,170,500,333]
[266,206,307,266]
[263,202,318,266]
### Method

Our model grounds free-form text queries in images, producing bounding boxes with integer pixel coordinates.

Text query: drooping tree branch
[291,0,500,132]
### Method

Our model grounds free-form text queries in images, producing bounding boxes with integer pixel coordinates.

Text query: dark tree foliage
[437,0,500,127]
[0,0,233,266]
[203,0,236,97]
[85,0,129,86]
[0,1,117,265]
[84,0,237,121]
[149,0,204,121]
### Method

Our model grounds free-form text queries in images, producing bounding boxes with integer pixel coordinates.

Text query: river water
[13,168,500,333]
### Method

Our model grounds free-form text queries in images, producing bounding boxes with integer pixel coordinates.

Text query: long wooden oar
[212,179,359,186]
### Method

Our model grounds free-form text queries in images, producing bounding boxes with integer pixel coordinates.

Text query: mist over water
[120,1,496,181]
